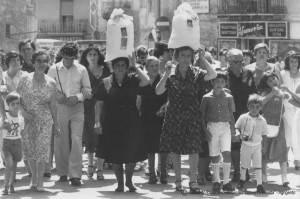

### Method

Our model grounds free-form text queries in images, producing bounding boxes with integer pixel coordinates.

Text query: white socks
[211,163,220,183]
[240,168,246,181]
[255,169,262,185]
[223,162,231,184]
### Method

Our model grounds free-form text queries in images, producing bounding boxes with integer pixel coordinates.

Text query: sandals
[87,166,94,178]
[96,170,105,180]
[189,182,204,194]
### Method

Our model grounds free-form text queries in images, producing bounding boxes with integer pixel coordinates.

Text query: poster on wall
[218,39,236,50]
[269,40,300,58]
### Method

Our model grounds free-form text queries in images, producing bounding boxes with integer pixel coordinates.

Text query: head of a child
[247,94,263,117]
[257,72,279,92]
[211,70,228,92]
[6,92,21,115]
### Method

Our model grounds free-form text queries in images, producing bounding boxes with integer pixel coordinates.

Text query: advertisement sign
[238,22,266,38]
[219,22,238,38]
[181,0,209,13]
[267,22,288,38]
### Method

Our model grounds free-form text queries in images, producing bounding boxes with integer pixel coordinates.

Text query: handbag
[266,94,284,138]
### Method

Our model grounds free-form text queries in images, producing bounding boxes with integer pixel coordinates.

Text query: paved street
[0,153,299,199]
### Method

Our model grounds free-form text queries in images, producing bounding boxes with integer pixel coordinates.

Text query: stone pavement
[0,154,299,199]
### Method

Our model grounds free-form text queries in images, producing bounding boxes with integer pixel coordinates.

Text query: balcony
[218,0,286,15]
[38,19,88,33]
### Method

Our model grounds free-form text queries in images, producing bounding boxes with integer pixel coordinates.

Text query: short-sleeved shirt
[201,89,235,122]
[1,113,25,140]
[236,113,268,146]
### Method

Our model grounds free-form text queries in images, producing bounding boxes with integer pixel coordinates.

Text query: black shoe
[125,182,137,192]
[283,181,290,187]
[160,177,168,184]
[256,185,266,193]
[205,171,212,182]
[59,176,68,182]
[237,180,246,190]
[246,169,250,181]
[115,185,124,192]
[70,178,81,186]
[44,173,51,178]
[212,182,221,193]
[189,182,204,194]
[9,185,15,194]
[148,176,158,184]
[231,171,240,182]
[2,186,9,195]
[222,182,235,192]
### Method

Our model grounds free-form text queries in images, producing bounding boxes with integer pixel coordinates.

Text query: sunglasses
[231,60,243,65]
[35,58,49,64]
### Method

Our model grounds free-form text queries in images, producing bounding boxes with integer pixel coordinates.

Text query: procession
[0,0,300,198]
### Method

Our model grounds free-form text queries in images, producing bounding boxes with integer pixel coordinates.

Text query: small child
[235,94,267,193]
[1,92,26,195]
[200,71,236,193]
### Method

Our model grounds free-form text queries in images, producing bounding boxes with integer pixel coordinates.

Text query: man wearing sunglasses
[225,49,256,182]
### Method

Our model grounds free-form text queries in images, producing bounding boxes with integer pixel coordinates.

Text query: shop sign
[181,0,209,13]
[238,22,266,38]
[267,22,288,38]
[219,22,238,37]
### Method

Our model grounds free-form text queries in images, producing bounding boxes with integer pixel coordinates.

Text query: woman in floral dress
[17,49,59,191]
[156,45,216,193]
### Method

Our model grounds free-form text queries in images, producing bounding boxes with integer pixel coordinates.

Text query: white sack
[105,8,134,62]
[168,3,200,50]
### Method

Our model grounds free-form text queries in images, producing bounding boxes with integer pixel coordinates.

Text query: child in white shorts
[235,94,267,193]
[201,71,236,193]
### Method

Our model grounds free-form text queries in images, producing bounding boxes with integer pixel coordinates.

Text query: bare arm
[197,47,217,81]
[95,101,104,134]
[261,90,276,105]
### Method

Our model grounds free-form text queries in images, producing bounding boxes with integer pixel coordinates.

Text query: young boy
[1,92,26,195]
[200,71,236,193]
[235,94,267,193]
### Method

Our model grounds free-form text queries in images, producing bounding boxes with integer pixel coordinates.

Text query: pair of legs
[147,153,168,184]
[198,141,212,184]
[3,155,17,191]
[54,103,84,181]
[28,159,45,190]
[262,160,289,185]
[172,153,202,193]
[112,163,137,192]
[87,152,105,179]
[211,151,232,185]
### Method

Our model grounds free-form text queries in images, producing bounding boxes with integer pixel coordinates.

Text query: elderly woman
[17,49,59,191]
[280,51,300,169]
[140,56,168,184]
[156,46,216,193]
[243,43,281,91]
[79,47,110,180]
[94,54,149,192]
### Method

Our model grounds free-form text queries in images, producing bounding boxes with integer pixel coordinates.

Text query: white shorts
[240,142,262,168]
[207,122,231,157]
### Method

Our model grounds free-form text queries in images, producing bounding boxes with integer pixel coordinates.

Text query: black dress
[83,66,110,153]
[95,74,147,164]
[140,75,168,153]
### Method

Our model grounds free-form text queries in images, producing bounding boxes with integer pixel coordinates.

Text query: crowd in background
[0,39,300,195]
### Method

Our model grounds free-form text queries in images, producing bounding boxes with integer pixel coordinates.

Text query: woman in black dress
[79,47,110,180]
[140,56,168,184]
[95,55,149,192]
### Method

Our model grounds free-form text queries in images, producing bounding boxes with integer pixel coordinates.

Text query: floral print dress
[160,66,206,154]
[17,73,57,163]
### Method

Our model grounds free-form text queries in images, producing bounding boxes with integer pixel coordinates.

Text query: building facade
[0,0,38,51]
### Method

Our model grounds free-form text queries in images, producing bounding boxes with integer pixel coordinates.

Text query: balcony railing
[38,19,88,33]
[218,0,286,15]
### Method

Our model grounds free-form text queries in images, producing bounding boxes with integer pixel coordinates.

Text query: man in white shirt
[47,42,91,186]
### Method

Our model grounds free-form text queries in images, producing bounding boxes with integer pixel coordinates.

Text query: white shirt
[1,113,25,140]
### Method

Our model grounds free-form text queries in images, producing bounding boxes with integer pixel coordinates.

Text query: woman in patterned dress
[17,49,59,191]
[156,46,216,193]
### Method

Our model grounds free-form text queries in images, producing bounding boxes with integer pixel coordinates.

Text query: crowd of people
[0,38,300,196]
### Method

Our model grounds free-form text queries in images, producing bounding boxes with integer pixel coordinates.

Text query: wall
[0,0,38,51]
[74,0,89,20]
[37,0,60,20]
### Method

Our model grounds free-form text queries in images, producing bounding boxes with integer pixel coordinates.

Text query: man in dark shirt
[19,39,36,73]
[226,49,256,182]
